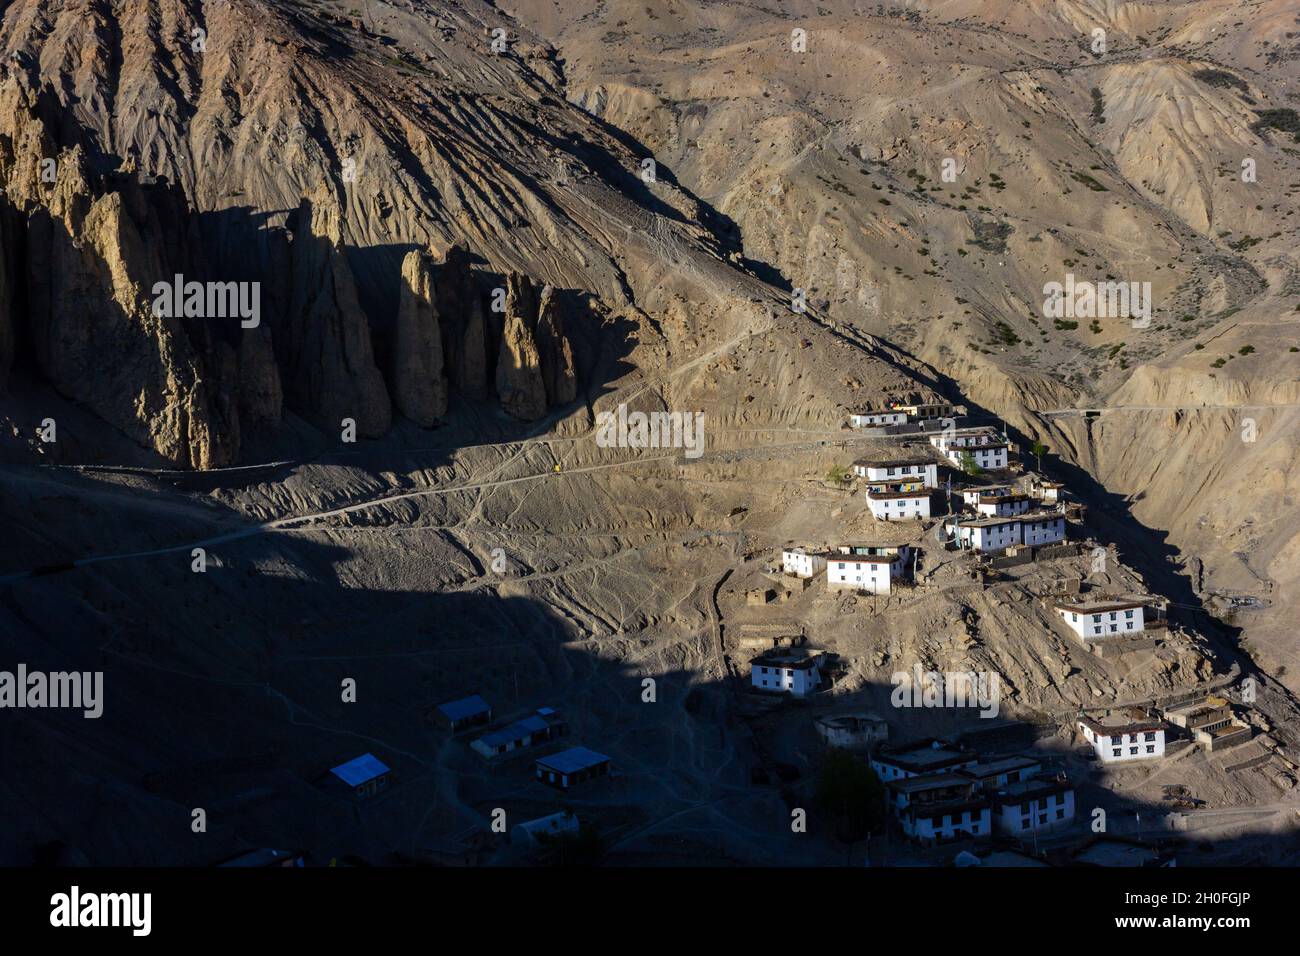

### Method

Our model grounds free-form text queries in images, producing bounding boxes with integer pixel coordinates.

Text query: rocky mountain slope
[505,0,1300,691]
[0,0,1297,864]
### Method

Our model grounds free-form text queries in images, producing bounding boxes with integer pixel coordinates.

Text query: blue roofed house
[433,694,493,733]
[470,707,569,759]
[327,753,392,799]
[535,747,612,790]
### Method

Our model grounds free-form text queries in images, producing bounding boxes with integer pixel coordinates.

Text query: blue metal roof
[478,715,548,749]
[330,753,391,787]
[436,694,490,722]
[536,747,611,775]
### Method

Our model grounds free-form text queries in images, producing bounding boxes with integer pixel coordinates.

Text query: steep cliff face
[436,243,492,402]
[282,185,391,438]
[391,247,448,427]
[0,198,13,392]
[536,284,578,406]
[237,323,282,430]
[10,136,238,469]
[495,271,549,421]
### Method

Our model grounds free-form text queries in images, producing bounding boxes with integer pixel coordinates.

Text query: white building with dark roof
[958,756,1043,791]
[750,651,823,696]
[885,773,991,844]
[852,457,939,489]
[781,547,828,579]
[930,428,1010,471]
[950,511,1066,552]
[865,480,932,521]
[871,739,977,782]
[1055,598,1147,639]
[990,776,1075,836]
[849,408,908,428]
[1078,713,1166,763]
[961,485,1011,508]
[974,492,1033,518]
[826,545,912,594]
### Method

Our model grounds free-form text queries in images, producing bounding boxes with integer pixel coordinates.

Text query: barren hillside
[0,0,1297,865]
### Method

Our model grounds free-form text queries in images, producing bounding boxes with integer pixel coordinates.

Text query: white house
[1078,714,1166,763]
[951,511,1065,552]
[849,408,907,428]
[950,515,1021,552]
[974,493,1032,518]
[931,428,1010,471]
[781,547,828,578]
[866,482,932,521]
[903,801,992,844]
[1055,599,1147,639]
[1020,512,1067,546]
[871,740,977,782]
[990,776,1075,836]
[852,457,939,489]
[814,713,888,751]
[1038,480,1065,504]
[958,756,1043,791]
[961,485,1011,508]
[826,545,912,594]
[750,651,822,697]
[885,773,991,844]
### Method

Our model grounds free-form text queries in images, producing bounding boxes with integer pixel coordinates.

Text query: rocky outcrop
[494,271,548,421]
[436,244,491,401]
[238,324,283,430]
[16,140,238,468]
[283,184,391,438]
[535,284,577,406]
[0,199,14,392]
[391,247,448,426]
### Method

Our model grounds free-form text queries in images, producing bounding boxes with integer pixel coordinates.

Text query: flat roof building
[1078,712,1166,763]
[990,776,1075,836]
[852,456,940,489]
[751,650,823,697]
[470,708,569,759]
[433,694,493,732]
[1055,598,1148,640]
[958,756,1043,790]
[536,747,612,790]
[328,753,392,799]
[871,739,977,781]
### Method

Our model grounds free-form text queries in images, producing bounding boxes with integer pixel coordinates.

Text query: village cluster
[219,397,1262,867]
[738,398,1260,861]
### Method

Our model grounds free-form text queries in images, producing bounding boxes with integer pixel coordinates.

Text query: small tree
[1029,439,1048,471]
[817,749,887,843]
[958,450,981,476]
